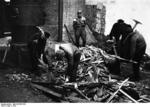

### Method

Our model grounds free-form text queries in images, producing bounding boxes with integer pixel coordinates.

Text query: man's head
[77,10,82,18]
[109,19,124,38]
[117,19,124,24]
[37,26,51,39]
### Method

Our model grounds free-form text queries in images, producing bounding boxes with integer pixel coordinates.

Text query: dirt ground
[0,63,150,103]
[0,64,52,103]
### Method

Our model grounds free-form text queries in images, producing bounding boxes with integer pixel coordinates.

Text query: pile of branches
[31,45,150,103]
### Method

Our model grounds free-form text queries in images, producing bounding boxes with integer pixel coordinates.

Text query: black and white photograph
[0,0,150,104]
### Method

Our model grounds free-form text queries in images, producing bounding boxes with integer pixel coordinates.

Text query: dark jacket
[120,30,146,60]
[109,20,124,41]
[130,31,146,60]
[73,16,86,30]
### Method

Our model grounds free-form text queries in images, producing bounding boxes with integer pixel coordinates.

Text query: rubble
[29,45,150,103]
[6,73,31,83]
[6,45,150,103]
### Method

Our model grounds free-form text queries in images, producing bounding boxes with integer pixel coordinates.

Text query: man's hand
[33,40,38,43]
[106,39,115,44]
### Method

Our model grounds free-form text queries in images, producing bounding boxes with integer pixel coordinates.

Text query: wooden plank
[119,89,139,103]
[66,96,89,102]
[74,88,90,101]
[107,78,129,103]
[64,24,75,44]
[61,83,90,101]
[31,83,62,98]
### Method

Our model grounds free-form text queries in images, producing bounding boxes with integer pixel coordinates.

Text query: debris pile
[5,45,149,102]
[78,46,109,83]
[31,45,150,103]
[6,73,31,83]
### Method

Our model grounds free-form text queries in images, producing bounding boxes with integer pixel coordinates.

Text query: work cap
[117,19,124,23]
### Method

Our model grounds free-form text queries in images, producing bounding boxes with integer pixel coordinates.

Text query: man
[108,19,125,55]
[28,26,50,76]
[73,10,86,47]
[44,42,81,82]
[109,19,125,42]
[120,24,146,81]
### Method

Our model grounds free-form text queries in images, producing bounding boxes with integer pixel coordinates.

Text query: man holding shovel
[43,42,81,82]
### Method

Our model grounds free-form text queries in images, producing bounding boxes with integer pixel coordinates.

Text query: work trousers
[28,41,41,76]
[74,28,86,47]
[66,50,81,82]
[132,46,146,80]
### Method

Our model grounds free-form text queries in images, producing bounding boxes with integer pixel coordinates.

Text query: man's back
[130,30,146,55]
[44,42,78,59]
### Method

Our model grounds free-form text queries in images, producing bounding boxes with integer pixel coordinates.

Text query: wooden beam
[119,89,139,103]
[31,83,62,98]
[107,78,129,103]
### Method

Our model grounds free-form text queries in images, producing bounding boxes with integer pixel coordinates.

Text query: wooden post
[58,0,63,42]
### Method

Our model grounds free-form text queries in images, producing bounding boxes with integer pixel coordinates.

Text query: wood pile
[29,45,150,103]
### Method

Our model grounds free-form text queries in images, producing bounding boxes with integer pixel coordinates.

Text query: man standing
[44,42,81,82]
[109,19,125,42]
[109,19,125,55]
[28,27,50,76]
[120,24,146,81]
[73,10,86,47]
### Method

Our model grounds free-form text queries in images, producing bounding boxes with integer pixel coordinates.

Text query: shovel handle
[112,55,138,64]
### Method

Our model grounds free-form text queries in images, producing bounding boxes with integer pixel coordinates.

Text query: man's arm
[82,17,87,26]
[109,23,117,40]
[73,19,77,30]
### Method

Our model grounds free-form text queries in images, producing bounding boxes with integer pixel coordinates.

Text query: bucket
[120,62,133,78]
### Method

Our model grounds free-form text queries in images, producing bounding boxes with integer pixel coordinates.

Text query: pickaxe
[132,19,142,30]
